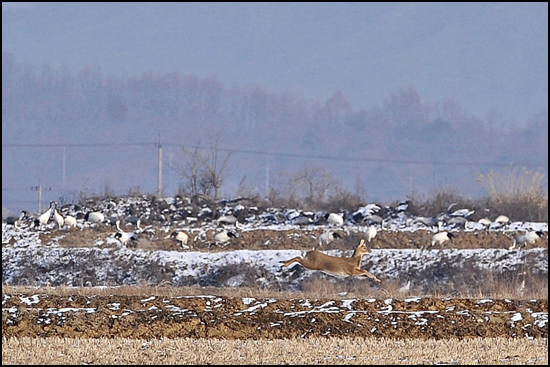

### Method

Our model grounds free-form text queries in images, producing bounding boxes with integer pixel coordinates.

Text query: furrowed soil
[2,292,548,340]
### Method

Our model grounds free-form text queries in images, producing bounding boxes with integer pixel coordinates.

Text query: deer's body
[280,239,380,282]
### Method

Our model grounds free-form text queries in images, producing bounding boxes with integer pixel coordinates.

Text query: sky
[2,2,548,124]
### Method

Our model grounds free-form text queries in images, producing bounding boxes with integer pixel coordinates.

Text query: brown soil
[48,225,548,252]
[2,293,547,340]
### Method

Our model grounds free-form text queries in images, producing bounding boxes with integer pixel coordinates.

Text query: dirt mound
[49,226,547,252]
[3,293,547,340]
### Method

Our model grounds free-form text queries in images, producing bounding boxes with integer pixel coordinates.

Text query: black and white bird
[114,220,139,246]
[326,212,344,226]
[34,201,56,229]
[4,210,28,228]
[136,219,155,236]
[365,214,385,226]
[85,211,105,224]
[293,215,314,226]
[510,230,544,250]
[64,215,78,229]
[214,230,237,247]
[414,216,443,230]
[170,230,190,250]
[445,216,468,229]
[217,214,238,225]
[477,217,492,228]
[318,230,342,247]
[52,202,64,229]
[429,231,455,249]
[494,215,510,228]
[448,206,475,218]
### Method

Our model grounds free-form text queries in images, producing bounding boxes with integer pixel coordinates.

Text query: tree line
[2,51,548,206]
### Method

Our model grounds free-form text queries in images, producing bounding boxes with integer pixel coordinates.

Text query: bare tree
[290,164,338,207]
[169,134,232,199]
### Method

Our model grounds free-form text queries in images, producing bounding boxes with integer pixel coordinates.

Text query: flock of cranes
[5,201,545,250]
[4,200,243,250]
[3,198,546,284]
[23,201,77,231]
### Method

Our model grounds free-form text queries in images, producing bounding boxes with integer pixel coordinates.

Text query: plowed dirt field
[3,293,547,340]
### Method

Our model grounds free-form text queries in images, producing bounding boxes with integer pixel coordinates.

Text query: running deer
[280,239,381,282]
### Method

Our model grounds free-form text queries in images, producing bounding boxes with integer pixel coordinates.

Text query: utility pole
[62,146,66,191]
[156,130,163,198]
[31,185,51,213]
[37,186,42,213]
[265,163,270,195]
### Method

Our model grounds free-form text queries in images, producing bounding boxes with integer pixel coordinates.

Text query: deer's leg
[361,269,381,283]
[280,257,302,268]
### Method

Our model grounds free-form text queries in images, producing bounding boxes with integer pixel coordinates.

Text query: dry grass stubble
[2,336,548,365]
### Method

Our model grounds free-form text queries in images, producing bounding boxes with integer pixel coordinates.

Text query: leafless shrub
[100,180,116,199]
[168,134,231,200]
[138,259,176,285]
[261,167,300,208]
[409,253,548,300]
[477,165,548,221]
[289,164,339,207]
[411,187,463,217]
[266,187,301,209]
[54,190,80,209]
[127,185,143,197]
[263,164,364,212]
[324,187,364,213]
[400,172,547,222]
[189,263,266,288]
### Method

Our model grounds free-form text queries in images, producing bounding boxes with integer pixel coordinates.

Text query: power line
[2,142,155,148]
[2,142,545,169]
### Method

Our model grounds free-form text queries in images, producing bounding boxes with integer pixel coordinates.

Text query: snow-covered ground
[2,196,548,292]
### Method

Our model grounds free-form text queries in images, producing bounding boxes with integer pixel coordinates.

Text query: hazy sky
[2,2,548,124]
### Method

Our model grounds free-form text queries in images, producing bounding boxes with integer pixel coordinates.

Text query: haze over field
[3,2,548,121]
[2,3,548,214]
